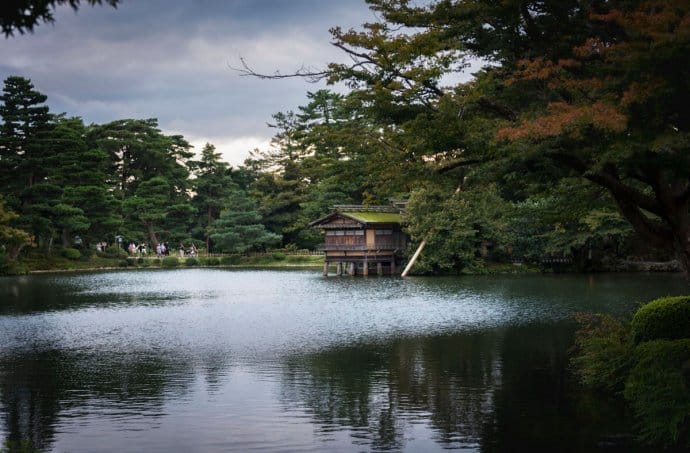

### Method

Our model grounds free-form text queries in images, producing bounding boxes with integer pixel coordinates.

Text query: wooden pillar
[377,262,383,276]
[363,259,369,276]
[348,262,355,276]
[390,259,396,275]
[323,261,329,276]
[336,262,342,276]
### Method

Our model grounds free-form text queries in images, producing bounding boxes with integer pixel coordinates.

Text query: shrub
[185,257,198,266]
[272,252,286,261]
[206,257,220,266]
[624,339,690,447]
[0,262,29,275]
[137,257,145,265]
[221,255,241,265]
[162,257,179,268]
[61,247,81,260]
[631,296,690,344]
[100,246,128,259]
[572,313,634,391]
[118,259,128,267]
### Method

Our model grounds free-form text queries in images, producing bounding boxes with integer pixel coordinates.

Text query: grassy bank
[7,250,324,274]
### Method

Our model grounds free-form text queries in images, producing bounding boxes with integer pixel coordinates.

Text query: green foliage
[210,190,281,253]
[100,245,127,259]
[220,255,241,265]
[0,438,41,453]
[0,261,29,275]
[624,339,690,447]
[162,257,179,268]
[1,0,120,37]
[572,313,634,392]
[61,247,81,260]
[405,184,512,274]
[631,296,690,344]
[205,257,220,266]
[573,296,690,449]
[271,252,286,261]
[185,257,198,266]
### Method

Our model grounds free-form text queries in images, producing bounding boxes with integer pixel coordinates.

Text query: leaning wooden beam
[401,240,427,277]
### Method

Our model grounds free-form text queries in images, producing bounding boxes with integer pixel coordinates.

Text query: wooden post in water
[349,262,355,276]
[401,240,426,277]
[390,259,396,275]
[336,262,342,276]
[323,261,329,276]
[377,262,383,276]
[363,258,369,276]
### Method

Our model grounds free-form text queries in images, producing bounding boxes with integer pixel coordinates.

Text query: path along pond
[0,269,687,452]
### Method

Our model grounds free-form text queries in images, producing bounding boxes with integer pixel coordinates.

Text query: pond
[0,270,687,452]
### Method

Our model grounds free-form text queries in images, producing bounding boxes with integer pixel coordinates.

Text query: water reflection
[0,348,232,451]
[278,323,638,452]
[0,270,684,452]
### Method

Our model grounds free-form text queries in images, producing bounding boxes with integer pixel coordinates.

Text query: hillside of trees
[1,0,688,276]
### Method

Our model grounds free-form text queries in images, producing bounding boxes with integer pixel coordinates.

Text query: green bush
[624,339,690,447]
[100,246,128,259]
[185,257,198,266]
[572,313,634,391]
[118,259,128,267]
[271,252,286,261]
[61,247,81,260]
[0,262,29,275]
[137,257,145,265]
[221,255,241,265]
[206,257,220,266]
[631,296,690,344]
[162,257,179,267]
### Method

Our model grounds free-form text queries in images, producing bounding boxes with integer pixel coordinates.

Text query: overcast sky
[0,0,377,165]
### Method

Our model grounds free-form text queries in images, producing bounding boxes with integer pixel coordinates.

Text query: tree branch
[229,57,330,83]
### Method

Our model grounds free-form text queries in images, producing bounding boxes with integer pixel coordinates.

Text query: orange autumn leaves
[497,0,689,143]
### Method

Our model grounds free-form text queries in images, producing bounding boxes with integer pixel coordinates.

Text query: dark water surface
[0,270,686,452]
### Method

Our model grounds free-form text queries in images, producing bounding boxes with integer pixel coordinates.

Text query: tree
[209,190,281,253]
[1,0,120,37]
[90,119,194,244]
[122,176,193,248]
[291,0,690,274]
[0,75,53,211]
[190,143,237,251]
[49,116,121,246]
[0,196,32,261]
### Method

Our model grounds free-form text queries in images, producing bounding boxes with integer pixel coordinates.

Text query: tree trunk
[206,206,212,254]
[7,243,26,261]
[146,221,159,248]
[61,229,71,248]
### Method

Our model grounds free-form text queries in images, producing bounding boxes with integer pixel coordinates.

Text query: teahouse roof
[309,205,403,228]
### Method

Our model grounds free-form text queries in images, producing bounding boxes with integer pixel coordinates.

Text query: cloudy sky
[0,0,377,165]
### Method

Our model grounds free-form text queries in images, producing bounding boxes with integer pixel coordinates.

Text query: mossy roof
[340,211,402,224]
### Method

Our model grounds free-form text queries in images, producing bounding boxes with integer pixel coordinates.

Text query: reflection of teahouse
[310,204,407,276]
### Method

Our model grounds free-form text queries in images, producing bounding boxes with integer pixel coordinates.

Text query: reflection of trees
[281,332,503,450]
[280,324,636,452]
[481,322,639,453]
[0,349,229,451]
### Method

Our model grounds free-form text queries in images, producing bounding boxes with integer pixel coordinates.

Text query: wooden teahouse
[310,205,407,276]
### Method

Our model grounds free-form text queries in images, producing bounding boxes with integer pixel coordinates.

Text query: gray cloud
[0,0,375,164]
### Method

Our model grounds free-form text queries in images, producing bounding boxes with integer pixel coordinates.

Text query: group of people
[125,241,197,258]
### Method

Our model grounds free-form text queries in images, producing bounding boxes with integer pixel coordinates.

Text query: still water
[0,270,687,452]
